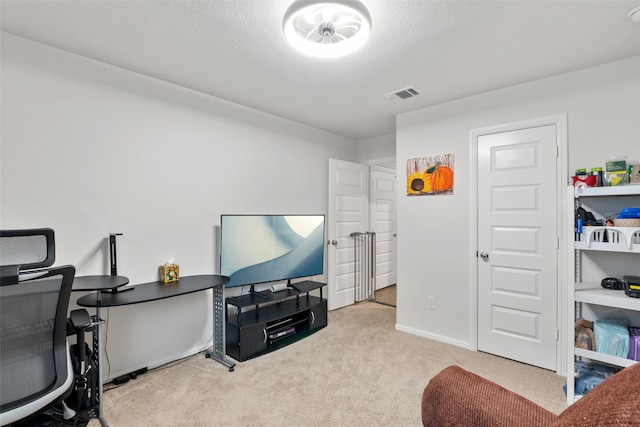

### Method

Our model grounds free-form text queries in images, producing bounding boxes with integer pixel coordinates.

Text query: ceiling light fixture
[283,0,372,59]
[629,5,640,22]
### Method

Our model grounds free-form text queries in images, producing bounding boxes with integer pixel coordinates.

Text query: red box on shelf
[572,175,597,187]
[629,327,640,361]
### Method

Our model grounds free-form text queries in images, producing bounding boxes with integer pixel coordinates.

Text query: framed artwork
[406,153,454,196]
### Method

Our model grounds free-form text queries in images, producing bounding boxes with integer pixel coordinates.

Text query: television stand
[225,280,327,361]
[249,287,272,299]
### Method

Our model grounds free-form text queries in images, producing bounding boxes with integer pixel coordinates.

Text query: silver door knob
[480,251,489,261]
[328,240,338,246]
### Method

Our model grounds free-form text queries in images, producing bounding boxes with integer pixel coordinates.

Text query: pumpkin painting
[431,165,454,192]
[407,171,432,194]
[406,155,454,196]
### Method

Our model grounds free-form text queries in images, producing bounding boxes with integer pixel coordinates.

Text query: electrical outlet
[428,296,436,310]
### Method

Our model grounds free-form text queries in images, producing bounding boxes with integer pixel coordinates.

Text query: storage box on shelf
[576,226,640,251]
[629,327,640,361]
[568,185,640,403]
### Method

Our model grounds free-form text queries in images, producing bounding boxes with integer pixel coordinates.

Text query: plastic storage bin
[594,318,629,358]
[629,327,640,361]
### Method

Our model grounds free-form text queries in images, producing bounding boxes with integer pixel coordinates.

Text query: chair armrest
[422,366,557,427]
[68,309,92,375]
[70,309,91,330]
[0,265,19,285]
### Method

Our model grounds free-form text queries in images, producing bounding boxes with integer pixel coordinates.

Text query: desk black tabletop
[72,275,129,292]
[76,274,229,307]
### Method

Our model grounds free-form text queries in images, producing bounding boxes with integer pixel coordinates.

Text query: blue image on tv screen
[220,215,325,288]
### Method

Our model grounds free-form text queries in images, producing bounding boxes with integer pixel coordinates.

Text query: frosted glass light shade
[283,1,372,58]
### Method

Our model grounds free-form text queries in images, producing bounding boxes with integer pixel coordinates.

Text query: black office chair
[0,265,77,425]
[0,228,55,286]
[0,229,89,426]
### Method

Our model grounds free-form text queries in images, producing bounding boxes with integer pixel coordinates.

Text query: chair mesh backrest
[0,266,74,411]
[0,229,55,269]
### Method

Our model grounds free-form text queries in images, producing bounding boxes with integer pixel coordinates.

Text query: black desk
[77,275,227,307]
[76,275,234,427]
[73,275,129,292]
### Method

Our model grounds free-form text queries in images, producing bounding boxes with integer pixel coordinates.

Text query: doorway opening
[327,159,397,310]
[375,284,396,306]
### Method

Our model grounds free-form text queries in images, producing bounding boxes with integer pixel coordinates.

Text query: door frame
[327,158,397,310]
[468,114,569,375]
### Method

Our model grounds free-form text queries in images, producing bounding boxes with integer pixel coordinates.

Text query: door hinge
[556,328,560,342]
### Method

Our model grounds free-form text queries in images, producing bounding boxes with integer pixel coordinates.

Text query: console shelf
[225,280,327,361]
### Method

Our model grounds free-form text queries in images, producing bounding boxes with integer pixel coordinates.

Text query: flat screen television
[220,214,325,290]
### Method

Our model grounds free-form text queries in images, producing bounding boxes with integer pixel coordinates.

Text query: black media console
[225,280,327,361]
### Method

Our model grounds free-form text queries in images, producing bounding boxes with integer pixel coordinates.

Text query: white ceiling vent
[384,86,422,102]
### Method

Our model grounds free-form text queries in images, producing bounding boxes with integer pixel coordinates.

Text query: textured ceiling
[2,0,640,140]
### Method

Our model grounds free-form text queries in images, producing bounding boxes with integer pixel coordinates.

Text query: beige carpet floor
[90,302,568,426]
[374,284,396,306]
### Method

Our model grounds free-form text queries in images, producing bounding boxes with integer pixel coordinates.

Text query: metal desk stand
[72,275,129,427]
[204,284,235,371]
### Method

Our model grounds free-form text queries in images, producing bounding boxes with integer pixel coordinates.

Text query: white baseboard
[395,323,473,350]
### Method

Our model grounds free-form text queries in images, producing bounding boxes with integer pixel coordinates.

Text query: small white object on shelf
[577,226,640,251]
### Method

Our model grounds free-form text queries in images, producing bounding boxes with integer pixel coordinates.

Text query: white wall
[0,33,356,379]
[354,133,396,168]
[395,55,640,348]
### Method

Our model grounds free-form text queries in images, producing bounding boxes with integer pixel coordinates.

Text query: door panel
[492,266,539,295]
[328,159,369,310]
[477,124,558,370]
[371,168,396,290]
